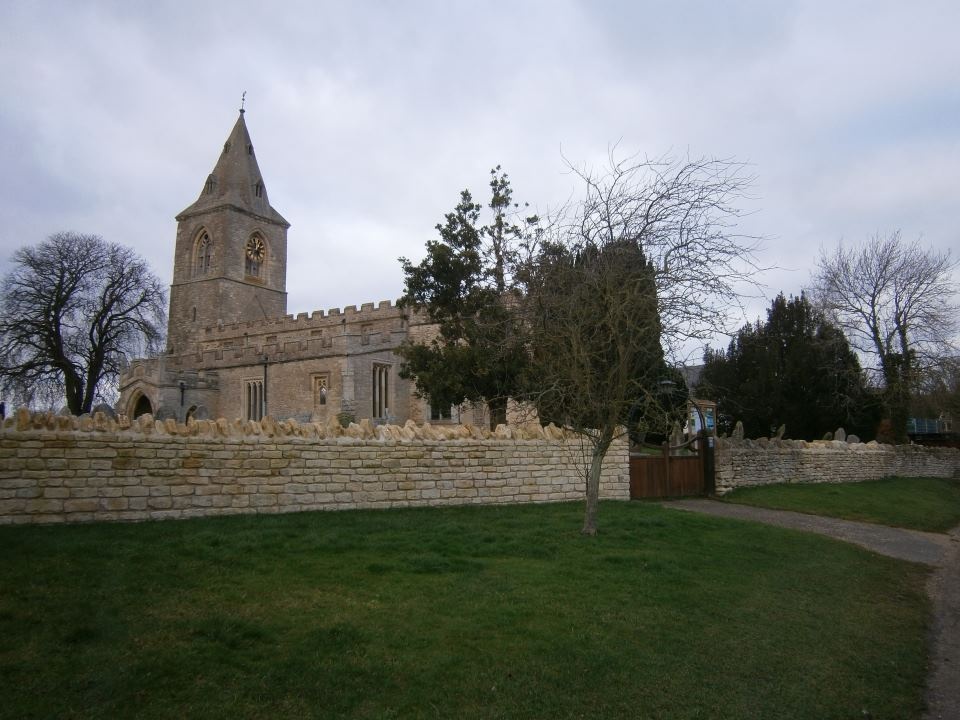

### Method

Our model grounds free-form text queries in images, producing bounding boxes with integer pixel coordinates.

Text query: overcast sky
[2,0,957,359]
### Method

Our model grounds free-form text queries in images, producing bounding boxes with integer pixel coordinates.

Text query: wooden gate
[629,435,715,499]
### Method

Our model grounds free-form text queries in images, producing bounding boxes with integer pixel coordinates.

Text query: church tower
[166,110,289,355]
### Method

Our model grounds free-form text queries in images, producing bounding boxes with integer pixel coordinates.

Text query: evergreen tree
[523,236,671,534]
[397,168,532,428]
[698,294,878,440]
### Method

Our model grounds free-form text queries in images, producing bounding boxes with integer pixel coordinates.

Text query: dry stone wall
[0,410,628,526]
[715,437,960,494]
[3,408,957,526]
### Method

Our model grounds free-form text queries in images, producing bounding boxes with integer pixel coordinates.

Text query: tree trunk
[886,383,910,445]
[64,372,84,416]
[582,429,613,536]
[882,357,910,444]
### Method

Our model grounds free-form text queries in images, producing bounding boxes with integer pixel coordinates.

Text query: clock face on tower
[245,237,265,262]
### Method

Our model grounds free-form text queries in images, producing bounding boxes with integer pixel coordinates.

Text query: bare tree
[520,154,760,534]
[561,151,764,361]
[0,232,166,414]
[912,356,960,425]
[813,232,959,443]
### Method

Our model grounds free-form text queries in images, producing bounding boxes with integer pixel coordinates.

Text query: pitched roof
[177,112,289,227]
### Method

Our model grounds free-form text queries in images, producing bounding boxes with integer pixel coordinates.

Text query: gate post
[702,431,716,495]
[662,441,670,497]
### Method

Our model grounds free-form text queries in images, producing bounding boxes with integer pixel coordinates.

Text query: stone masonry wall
[3,409,958,526]
[0,410,628,526]
[715,437,960,494]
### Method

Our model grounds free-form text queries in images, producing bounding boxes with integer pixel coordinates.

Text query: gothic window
[313,374,329,409]
[204,175,215,194]
[194,231,212,277]
[245,234,266,278]
[372,364,390,420]
[244,379,264,421]
[254,181,263,198]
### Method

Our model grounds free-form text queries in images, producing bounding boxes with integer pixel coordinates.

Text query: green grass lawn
[0,501,929,719]
[722,476,960,533]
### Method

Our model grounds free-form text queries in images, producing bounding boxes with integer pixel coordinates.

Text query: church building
[118,112,474,427]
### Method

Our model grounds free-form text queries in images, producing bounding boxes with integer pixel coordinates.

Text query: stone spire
[177,112,289,227]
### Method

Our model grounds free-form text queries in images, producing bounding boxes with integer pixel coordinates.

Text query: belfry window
[245,235,266,278]
[254,181,263,198]
[372,364,390,420]
[194,231,212,276]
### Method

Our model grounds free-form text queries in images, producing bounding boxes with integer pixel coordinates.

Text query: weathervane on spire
[240,91,247,114]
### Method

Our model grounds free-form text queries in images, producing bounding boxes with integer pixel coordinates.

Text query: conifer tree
[397,168,532,428]
[698,294,877,439]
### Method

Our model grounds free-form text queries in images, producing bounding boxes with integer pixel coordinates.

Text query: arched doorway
[132,394,153,419]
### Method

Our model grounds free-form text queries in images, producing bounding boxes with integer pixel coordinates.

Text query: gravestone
[732,421,744,440]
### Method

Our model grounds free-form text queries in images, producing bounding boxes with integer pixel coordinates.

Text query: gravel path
[660,499,960,720]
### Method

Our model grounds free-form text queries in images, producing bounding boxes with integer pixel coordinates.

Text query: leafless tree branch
[812,231,959,441]
[0,232,166,413]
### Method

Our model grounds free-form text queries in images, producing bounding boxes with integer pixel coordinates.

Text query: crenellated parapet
[198,299,427,342]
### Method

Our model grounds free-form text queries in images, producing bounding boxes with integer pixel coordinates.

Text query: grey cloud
[1,0,957,350]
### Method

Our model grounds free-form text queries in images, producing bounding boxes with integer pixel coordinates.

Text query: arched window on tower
[194,231,212,277]
[245,234,266,279]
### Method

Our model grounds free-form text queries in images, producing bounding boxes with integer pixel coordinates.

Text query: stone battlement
[199,299,415,340]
